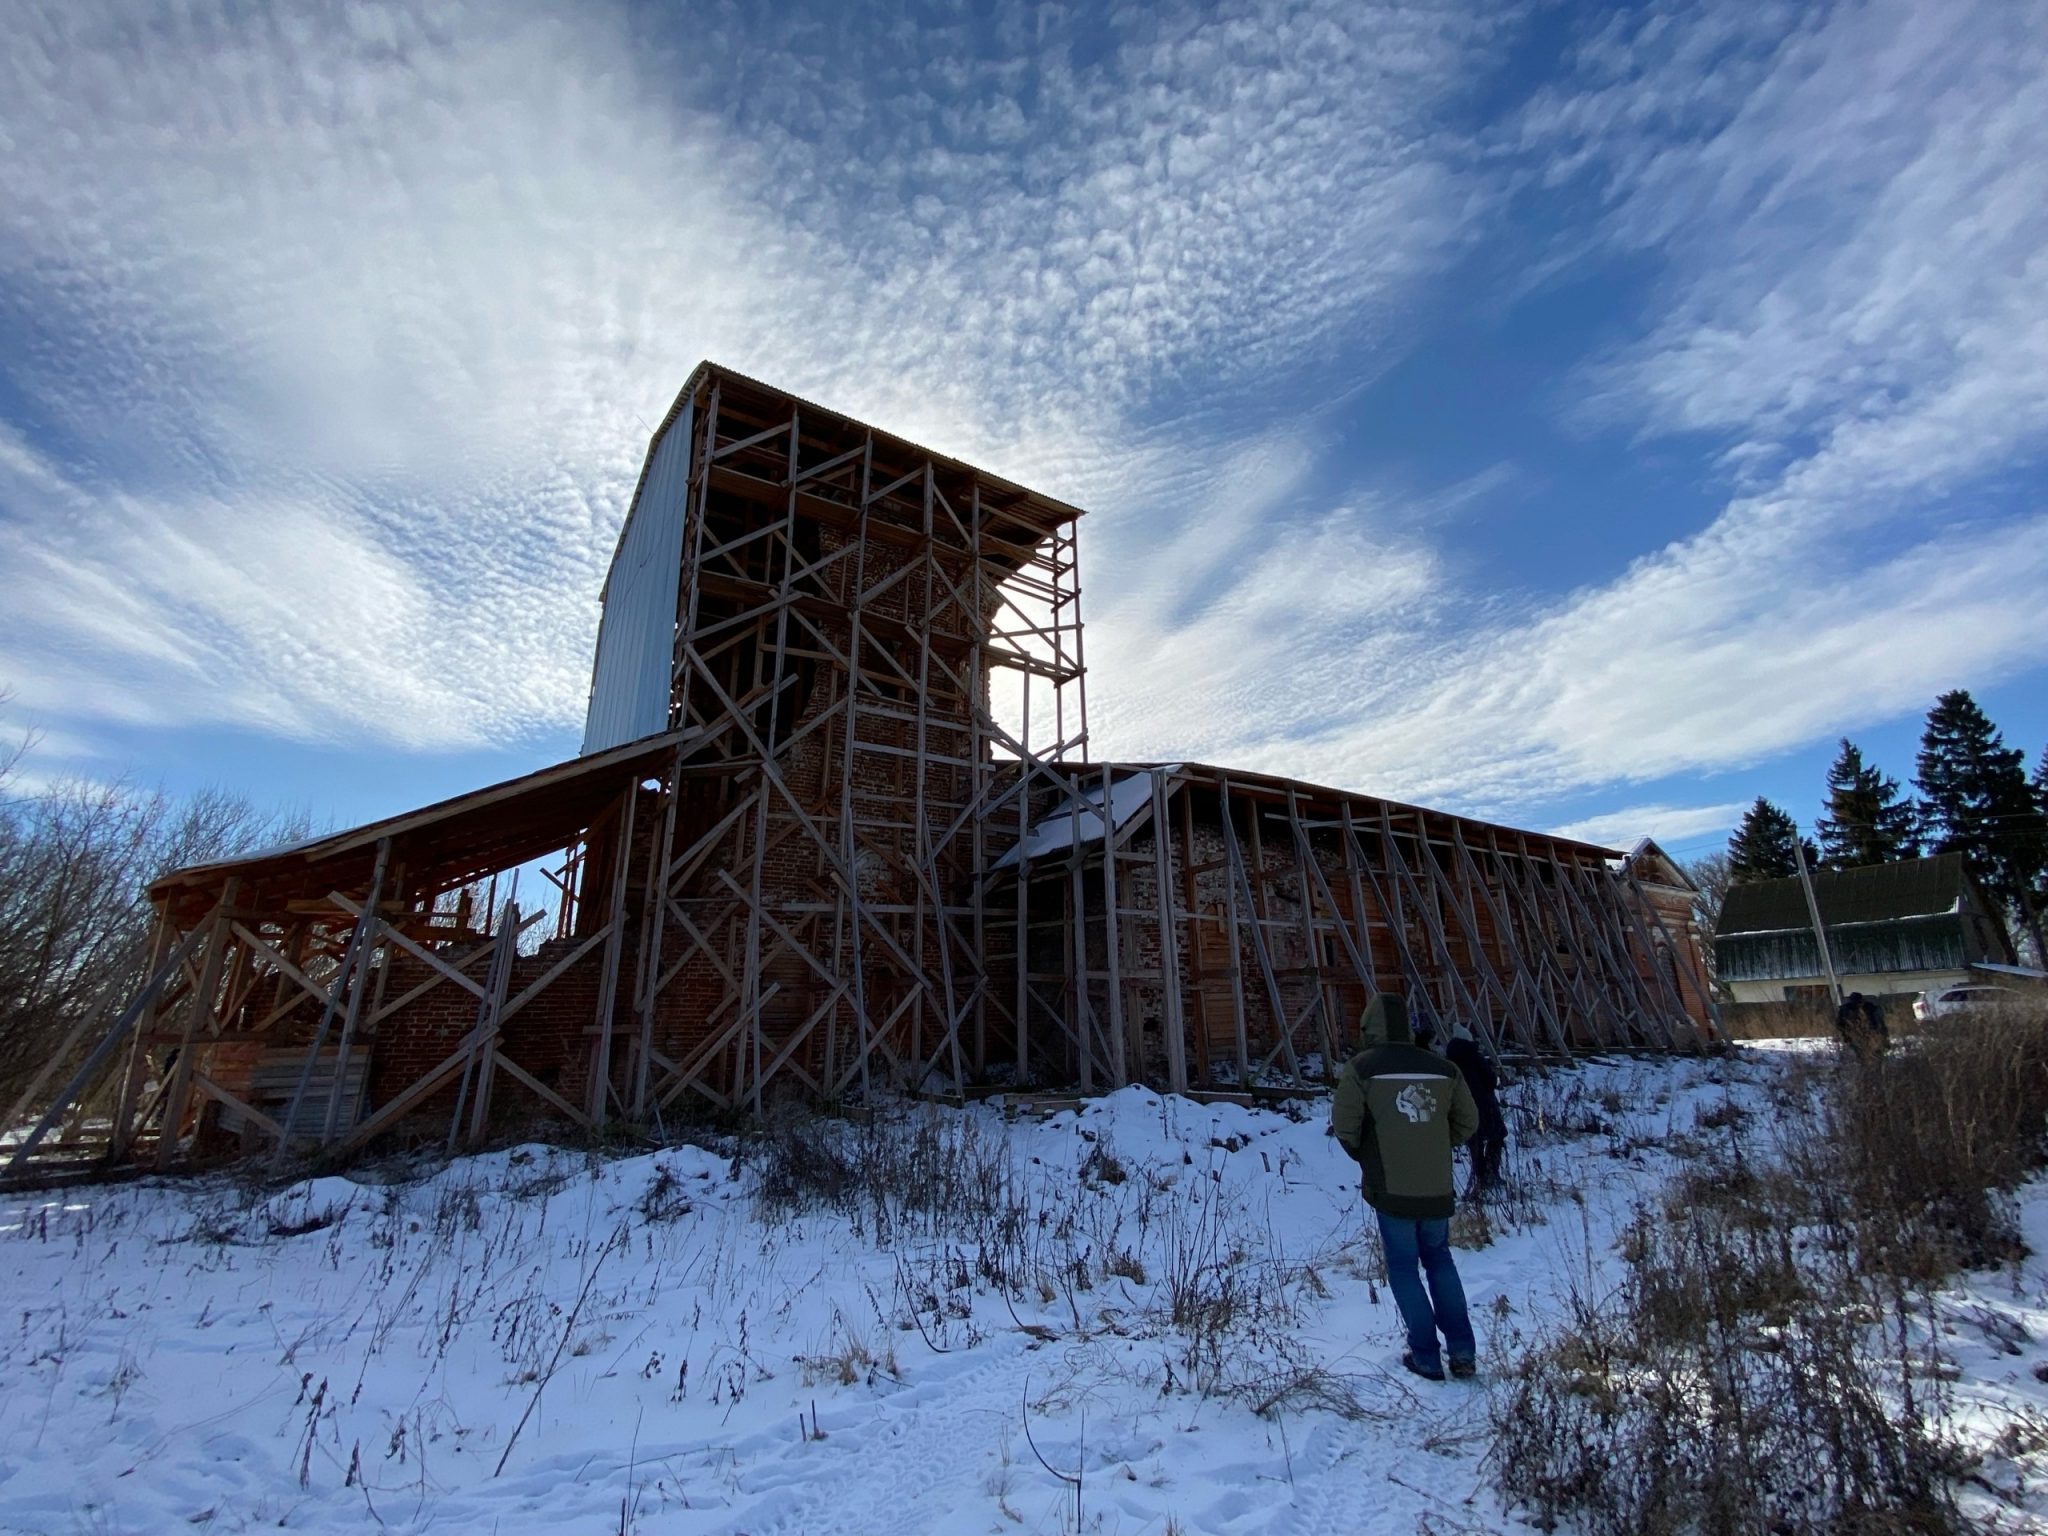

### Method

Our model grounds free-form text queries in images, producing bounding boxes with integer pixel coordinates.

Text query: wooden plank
[369,938,495,1027]
[1014,720,1033,1084]
[1242,796,1308,1084]
[631,746,686,1116]
[587,786,639,1123]
[1219,778,1302,1085]
[1215,779,1253,1083]
[1150,771,1190,1095]
[1546,851,1658,1046]
[1407,814,1524,1054]
[499,925,611,1025]
[455,912,519,1147]
[323,839,392,1144]
[654,983,782,1112]
[0,937,144,1139]
[230,923,337,1016]
[1491,832,1598,1048]
[157,878,242,1168]
[491,1051,591,1127]
[333,1025,487,1159]
[108,916,174,1163]
[1340,806,1428,1009]
[1285,790,1374,1070]
[1506,838,1620,1046]
[328,895,488,1001]
[1596,870,1689,1047]
[192,1074,286,1144]
[2,915,213,1179]
[1451,825,1569,1056]
[1179,775,1214,1084]
[1066,789,1094,1093]
[1376,807,1480,1036]
[1099,767,1130,1085]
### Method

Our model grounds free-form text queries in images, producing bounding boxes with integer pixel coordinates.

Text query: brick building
[7,365,1716,1174]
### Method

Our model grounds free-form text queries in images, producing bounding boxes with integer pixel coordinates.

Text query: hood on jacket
[1358,993,1412,1048]
[1449,1021,1475,1045]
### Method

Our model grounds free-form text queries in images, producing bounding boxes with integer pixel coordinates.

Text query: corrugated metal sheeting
[1717,854,1968,935]
[1717,912,1968,983]
[581,402,694,754]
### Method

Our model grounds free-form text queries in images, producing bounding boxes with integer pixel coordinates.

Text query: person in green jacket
[1331,992,1480,1381]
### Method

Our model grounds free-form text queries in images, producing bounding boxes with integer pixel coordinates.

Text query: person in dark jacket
[1442,1023,1507,1196]
[1331,993,1480,1381]
[1835,991,1890,1061]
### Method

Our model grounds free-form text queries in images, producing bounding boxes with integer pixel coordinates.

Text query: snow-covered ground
[0,1047,2042,1535]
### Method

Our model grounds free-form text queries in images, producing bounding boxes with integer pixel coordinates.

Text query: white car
[1912,984,2026,1021]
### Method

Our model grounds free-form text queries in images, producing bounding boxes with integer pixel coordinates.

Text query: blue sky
[2,0,2045,868]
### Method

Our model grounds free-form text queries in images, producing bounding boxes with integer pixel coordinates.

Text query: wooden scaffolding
[984,763,1718,1097]
[2,365,1716,1182]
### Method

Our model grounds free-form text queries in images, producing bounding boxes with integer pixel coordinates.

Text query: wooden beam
[461,908,520,1146]
[1218,778,1302,1086]
[108,915,174,1163]
[631,747,687,1116]
[328,894,488,1001]
[192,1073,286,1145]
[491,1050,592,1127]
[1406,815,1524,1055]
[587,787,639,1124]
[0,935,145,1141]
[1067,795,1094,1094]
[1450,825,1569,1056]
[1099,767,1130,1086]
[1340,806,1429,1010]
[1150,771,1189,1096]
[1180,777,1212,1085]
[2,914,215,1179]
[323,839,393,1145]
[157,878,242,1167]
[1216,780,1253,1083]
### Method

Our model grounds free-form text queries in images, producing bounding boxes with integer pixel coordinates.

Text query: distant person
[1442,1023,1508,1196]
[1331,993,1480,1381]
[1834,991,1890,1061]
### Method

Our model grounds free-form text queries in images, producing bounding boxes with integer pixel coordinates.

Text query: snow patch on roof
[991,772,1158,871]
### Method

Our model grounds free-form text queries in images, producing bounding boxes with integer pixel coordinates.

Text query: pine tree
[1726,797,1813,884]
[1916,690,2047,960]
[2033,745,2048,951]
[1814,738,1919,869]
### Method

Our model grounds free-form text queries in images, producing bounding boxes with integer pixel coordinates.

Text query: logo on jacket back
[1395,1083,1436,1124]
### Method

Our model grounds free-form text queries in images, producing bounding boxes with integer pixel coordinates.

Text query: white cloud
[1110,0,2048,816]
[0,0,1497,759]
[2,0,2043,839]
[1547,802,1747,853]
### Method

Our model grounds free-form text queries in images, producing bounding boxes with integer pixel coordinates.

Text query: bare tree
[0,733,314,1121]
[1682,851,1732,991]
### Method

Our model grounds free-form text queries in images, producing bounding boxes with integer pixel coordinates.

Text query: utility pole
[1791,832,1842,1008]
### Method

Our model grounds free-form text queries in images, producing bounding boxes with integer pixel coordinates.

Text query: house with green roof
[1714,853,2014,1006]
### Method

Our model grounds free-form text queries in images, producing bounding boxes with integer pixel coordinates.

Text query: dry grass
[1493,1005,2048,1536]
[1821,1009,2048,1280]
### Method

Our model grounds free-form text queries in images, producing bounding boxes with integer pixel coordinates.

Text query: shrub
[747,1106,1042,1289]
[1492,1008,2048,1534]
[636,1163,694,1224]
[1821,1008,2048,1279]
[1495,1198,1964,1535]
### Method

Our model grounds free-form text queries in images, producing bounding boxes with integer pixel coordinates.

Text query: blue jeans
[1376,1211,1475,1369]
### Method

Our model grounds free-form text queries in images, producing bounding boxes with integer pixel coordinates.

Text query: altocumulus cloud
[0,0,1498,752]
[0,0,2043,834]
[1169,0,2048,819]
